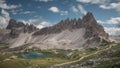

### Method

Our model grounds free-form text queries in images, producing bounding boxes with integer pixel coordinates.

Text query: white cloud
[35,0,53,2]
[98,17,120,25]
[77,4,87,15]
[71,6,79,13]
[100,2,120,11]
[37,21,52,29]
[76,0,109,4]
[19,17,53,29]
[0,9,10,28]
[71,4,87,15]
[97,20,105,24]
[76,0,120,12]
[97,17,120,35]
[0,0,21,10]
[107,17,120,25]
[48,6,68,15]
[104,27,120,35]
[0,0,21,28]
[1,9,10,19]
[48,6,59,13]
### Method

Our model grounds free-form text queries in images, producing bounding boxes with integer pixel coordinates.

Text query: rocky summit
[0,12,109,49]
[31,12,109,49]
[34,12,108,39]
[0,19,38,43]
[7,19,38,33]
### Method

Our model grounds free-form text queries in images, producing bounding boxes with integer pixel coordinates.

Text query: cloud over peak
[0,9,10,28]
[98,17,120,25]
[48,6,59,13]
[71,4,87,15]
[77,4,87,15]
[98,17,120,35]
[100,2,120,11]
[19,17,53,29]
[0,0,22,28]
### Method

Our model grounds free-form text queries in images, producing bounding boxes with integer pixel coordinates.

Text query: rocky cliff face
[6,19,38,38]
[0,19,38,43]
[33,12,108,40]
[83,12,108,39]
[33,18,82,35]
[0,12,109,49]
[7,19,38,33]
[29,12,109,49]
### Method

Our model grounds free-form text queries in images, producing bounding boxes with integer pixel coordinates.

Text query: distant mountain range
[0,12,110,49]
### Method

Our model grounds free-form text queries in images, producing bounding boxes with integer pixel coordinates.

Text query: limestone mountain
[0,12,109,49]
[7,19,38,33]
[0,19,38,43]
[31,12,109,49]
[34,12,108,39]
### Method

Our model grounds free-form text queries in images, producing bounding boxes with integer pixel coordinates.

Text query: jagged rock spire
[6,19,38,38]
[6,19,38,32]
[6,19,17,29]
[33,12,109,40]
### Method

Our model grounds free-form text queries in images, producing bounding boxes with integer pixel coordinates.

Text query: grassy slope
[52,43,120,68]
[0,43,120,68]
[0,45,71,68]
[0,55,71,68]
[71,43,120,68]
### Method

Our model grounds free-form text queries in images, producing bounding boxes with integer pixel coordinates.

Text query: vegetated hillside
[0,12,109,49]
[51,43,120,68]
[0,42,120,68]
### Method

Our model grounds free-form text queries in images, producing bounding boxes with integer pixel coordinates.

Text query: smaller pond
[21,53,49,58]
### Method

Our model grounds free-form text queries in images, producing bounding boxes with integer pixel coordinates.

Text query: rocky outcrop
[83,12,108,39]
[33,12,108,40]
[6,19,18,29]
[6,19,38,38]
[82,12,109,45]
[32,12,109,49]
[0,19,38,43]
[7,19,38,33]
[33,18,83,35]
[0,29,11,43]
[0,12,109,49]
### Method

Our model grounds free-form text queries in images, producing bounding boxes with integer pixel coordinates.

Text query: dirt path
[53,44,116,67]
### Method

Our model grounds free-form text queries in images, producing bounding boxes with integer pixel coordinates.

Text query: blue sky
[0,0,120,35]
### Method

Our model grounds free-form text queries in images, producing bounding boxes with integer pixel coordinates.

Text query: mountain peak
[6,19,38,37]
[33,12,108,39]
[82,12,95,23]
[6,19,17,29]
[86,12,93,17]
[1,12,109,49]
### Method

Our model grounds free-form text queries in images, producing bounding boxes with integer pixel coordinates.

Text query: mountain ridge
[33,12,108,40]
[0,12,109,49]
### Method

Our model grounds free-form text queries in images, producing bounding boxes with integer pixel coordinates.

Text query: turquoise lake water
[21,53,49,58]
